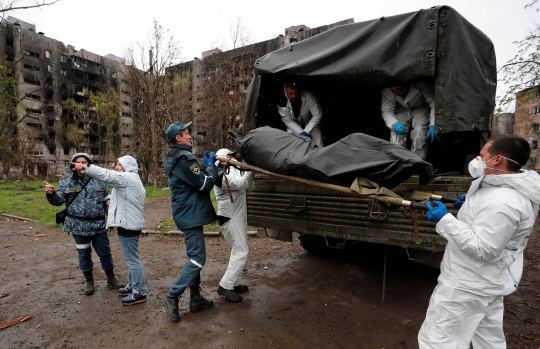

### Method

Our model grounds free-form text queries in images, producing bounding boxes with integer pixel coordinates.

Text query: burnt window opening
[121,89,130,96]
[23,50,40,58]
[121,112,132,117]
[63,147,70,155]
[60,68,67,76]
[26,122,42,129]
[121,101,131,107]
[24,64,40,71]
[100,68,107,75]
[25,93,41,100]
[6,38,14,47]
[6,55,14,62]
[534,106,540,115]
[48,120,55,127]
[60,55,67,63]
[77,122,85,130]
[26,108,42,114]
[532,140,538,150]
[121,134,133,138]
[196,131,207,137]
[533,123,540,133]
[23,76,40,85]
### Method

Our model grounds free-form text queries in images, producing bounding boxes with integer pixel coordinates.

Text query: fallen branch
[1,213,35,221]
[0,314,32,330]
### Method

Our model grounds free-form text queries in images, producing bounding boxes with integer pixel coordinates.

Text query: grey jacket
[84,155,146,231]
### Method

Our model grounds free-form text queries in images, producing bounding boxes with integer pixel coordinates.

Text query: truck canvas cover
[244,5,497,134]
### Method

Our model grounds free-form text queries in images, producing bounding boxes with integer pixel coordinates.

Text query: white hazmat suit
[214,157,255,290]
[277,86,323,148]
[418,170,540,348]
[381,83,435,159]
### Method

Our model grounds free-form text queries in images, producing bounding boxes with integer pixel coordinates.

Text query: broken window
[60,68,67,76]
[100,68,107,75]
[26,108,42,114]
[23,76,40,85]
[48,120,55,127]
[47,64,52,72]
[26,122,42,129]
[23,64,40,71]
[45,50,51,58]
[6,38,14,47]
[534,106,540,115]
[533,140,538,150]
[25,93,41,100]
[23,49,40,58]
[60,55,67,63]
[64,148,70,155]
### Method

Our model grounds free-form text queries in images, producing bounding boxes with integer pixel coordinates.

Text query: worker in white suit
[381,82,436,160]
[277,82,323,147]
[214,148,255,303]
[419,134,540,348]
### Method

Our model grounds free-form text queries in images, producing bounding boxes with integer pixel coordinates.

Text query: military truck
[242,6,496,267]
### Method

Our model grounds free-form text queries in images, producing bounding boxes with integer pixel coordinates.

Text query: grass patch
[0,180,188,227]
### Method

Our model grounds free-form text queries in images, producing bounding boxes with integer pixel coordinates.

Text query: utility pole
[149,48,158,189]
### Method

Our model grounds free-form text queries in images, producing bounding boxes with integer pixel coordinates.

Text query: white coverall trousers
[390,111,430,160]
[219,215,249,290]
[418,284,506,349]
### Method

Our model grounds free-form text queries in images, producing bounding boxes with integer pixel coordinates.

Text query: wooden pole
[216,157,428,211]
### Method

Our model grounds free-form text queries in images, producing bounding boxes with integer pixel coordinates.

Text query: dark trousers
[169,226,206,295]
[72,232,114,273]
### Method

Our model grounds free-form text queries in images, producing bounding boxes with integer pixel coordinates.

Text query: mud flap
[264,228,293,242]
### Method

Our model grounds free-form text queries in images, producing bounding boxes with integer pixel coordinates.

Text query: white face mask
[468,155,520,178]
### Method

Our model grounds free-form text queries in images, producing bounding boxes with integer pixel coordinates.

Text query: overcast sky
[7,0,538,110]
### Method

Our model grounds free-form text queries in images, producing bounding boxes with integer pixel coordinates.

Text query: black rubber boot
[189,286,214,313]
[83,271,95,296]
[105,269,125,289]
[162,293,181,322]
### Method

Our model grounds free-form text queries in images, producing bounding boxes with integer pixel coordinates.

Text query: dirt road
[1,199,539,349]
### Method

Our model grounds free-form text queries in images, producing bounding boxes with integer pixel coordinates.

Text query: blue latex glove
[453,193,466,208]
[203,151,215,167]
[393,122,408,135]
[299,131,310,138]
[425,200,448,223]
[427,125,438,143]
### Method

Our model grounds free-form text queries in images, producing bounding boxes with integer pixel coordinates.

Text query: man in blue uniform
[161,121,217,322]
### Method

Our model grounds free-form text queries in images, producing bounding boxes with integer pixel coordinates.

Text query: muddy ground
[1,195,539,349]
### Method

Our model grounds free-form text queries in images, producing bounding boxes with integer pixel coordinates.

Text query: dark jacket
[165,144,217,230]
[47,152,109,236]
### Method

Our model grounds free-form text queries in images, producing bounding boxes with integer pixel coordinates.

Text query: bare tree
[197,18,279,151]
[124,19,191,187]
[0,0,59,21]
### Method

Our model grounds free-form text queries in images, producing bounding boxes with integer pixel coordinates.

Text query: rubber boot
[83,271,95,296]
[189,286,214,313]
[105,269,125,289]
[162,293,181,322]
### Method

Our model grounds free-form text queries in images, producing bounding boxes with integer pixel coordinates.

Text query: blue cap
[166,121,192,143]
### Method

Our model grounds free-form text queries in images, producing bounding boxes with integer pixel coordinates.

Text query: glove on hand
[427,125,438,142]
[453,193,466,208]
[393,122,408,135]
[426,200,447,223]
[203,151,216,167]
[299,131,310,138]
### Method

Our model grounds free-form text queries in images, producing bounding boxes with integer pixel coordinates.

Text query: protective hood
[118,155,139,173]
[468,170,540,206]
[69,152,94,166]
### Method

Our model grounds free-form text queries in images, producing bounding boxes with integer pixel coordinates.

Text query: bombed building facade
[0,17,135,179]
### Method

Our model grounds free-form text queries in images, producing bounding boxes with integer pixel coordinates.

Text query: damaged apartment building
[168,19,353,157]
[0,17,135,178]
